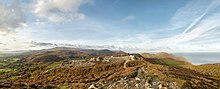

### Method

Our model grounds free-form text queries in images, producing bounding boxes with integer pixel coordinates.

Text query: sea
[173,52,220,65]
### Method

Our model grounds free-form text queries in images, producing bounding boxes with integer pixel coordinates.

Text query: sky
[1,0,220,53]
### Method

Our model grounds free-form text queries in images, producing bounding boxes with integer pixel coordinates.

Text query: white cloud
[1,0,220,53]
[181,0,220,34]
[116,0,220,53]
[0,0,26,35]
[170,0,220,43]
[122,16,136,22]
[32,0,91,22]
[171,0,212,28]
[146,0,220,52]
[0,35,32,51]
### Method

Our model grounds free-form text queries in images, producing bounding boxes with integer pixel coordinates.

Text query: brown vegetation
[0,50,219,89]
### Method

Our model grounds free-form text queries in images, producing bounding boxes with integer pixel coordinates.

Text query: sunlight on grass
[58,85,69,89]
[0,68,11,73]
[46,62,63,69]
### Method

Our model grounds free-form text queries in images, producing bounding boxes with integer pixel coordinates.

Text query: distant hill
[45,47,125,54]
[23,47,126,63]
[141,52,192,66]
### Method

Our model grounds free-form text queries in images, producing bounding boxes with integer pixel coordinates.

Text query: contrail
[182,10,208,34]
[182,1,220,34]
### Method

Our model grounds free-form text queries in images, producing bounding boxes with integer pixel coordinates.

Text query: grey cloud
[0,42,6,45]
[0,0,26,35]
[28,41,139,52]
[29,42,56,47]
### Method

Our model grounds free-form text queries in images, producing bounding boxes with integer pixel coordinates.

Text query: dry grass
[0,53,220,89]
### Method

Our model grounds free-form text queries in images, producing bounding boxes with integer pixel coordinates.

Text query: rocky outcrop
[89,68,180,89]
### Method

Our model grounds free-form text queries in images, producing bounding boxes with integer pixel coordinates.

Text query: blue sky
[0,0,220,52]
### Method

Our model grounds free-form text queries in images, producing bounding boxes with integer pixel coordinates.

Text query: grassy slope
[146,63,220,89]
[184,64,220,78]
[0,53,219,88]
[0,60,146,88]
[0,57,20,68]
[141,53,192,66]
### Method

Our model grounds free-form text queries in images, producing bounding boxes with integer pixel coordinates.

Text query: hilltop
[0,47,219,89]
[141,52,192,66]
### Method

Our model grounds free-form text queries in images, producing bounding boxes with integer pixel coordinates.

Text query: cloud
[32,0,91,22]
[0,0,26,35]
[0,42,6,46]
[1,0,220,53]
[172,0,220,43]
[29,41,55,47]
[122,16,136,22]
[181,0,220,34]
[147,0,220,52]
[0,35,32,51]
[171,0,212,28]
[27,41,139,52]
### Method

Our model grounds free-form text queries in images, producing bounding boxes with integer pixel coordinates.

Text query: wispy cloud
[181,0,220,34]
[171,0,212,28]
[172,0,220,43]
[147,0,220,52]
[122,16,136,22]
